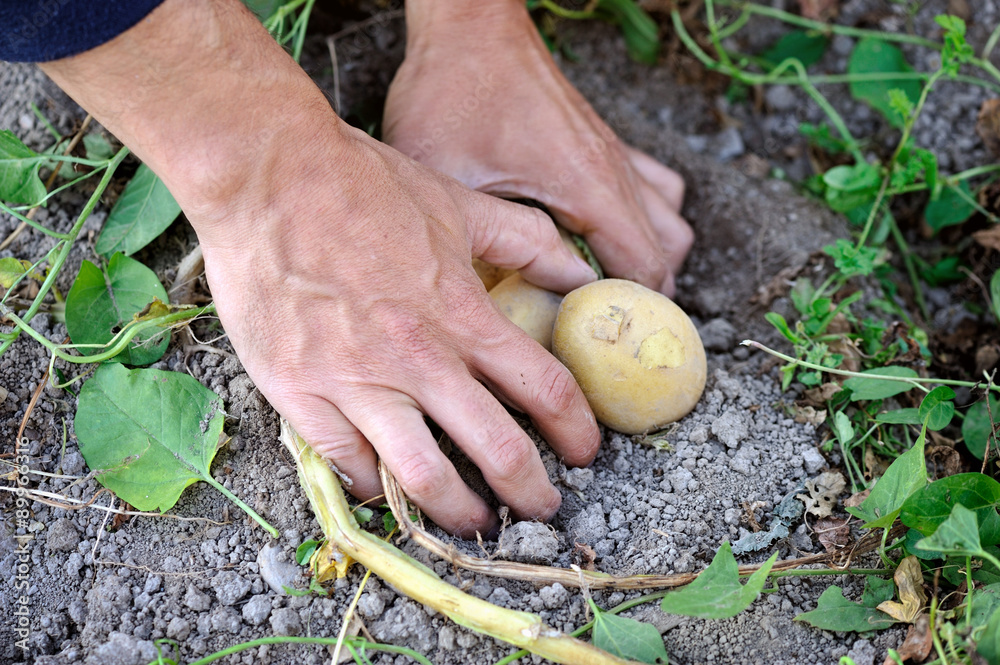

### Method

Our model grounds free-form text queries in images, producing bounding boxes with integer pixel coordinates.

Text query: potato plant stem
[201,476,278,538]
[281,420,639,665]
[743,340,1000,393]
[148,636,435,665]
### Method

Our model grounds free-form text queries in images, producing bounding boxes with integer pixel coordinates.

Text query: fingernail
[573,255,598,282]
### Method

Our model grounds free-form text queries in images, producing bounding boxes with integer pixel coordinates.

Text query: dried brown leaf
[884,614,932,664]
[877,556,927,623]
[844,489,870,508]
[815,516,850,553]
[794,405,827,425]
[797,471,847,518]
[572,542,598,572]
[796,0,839,20]
[973,226,1000,253]
[978,99,1000,157]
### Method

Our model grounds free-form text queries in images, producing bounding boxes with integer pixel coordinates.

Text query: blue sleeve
[0,1,166,62]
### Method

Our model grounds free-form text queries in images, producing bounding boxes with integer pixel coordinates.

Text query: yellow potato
[489,274,563,351]
[473,259,516,291]
[552,279,707,434]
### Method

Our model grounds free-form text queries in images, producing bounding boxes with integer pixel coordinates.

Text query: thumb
[464,193,597,294]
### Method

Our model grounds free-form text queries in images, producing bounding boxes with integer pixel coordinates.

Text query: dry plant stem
[280,419,638,665]
[380,460,905,589]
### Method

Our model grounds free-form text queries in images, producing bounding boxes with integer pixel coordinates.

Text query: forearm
[39,0,347,240]
[404,0,532,49]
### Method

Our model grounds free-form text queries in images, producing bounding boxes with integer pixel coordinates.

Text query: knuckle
[393,450,449,502]
[532,361,582,417]
[483,427,536,483]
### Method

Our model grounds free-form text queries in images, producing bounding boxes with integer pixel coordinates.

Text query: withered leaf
[973,226,1000,253]
[815,516,850,553]
[877,556,927,623]
[884,614,932,664]
[844,489,871,508]
[797,471,847,518]
[977,99,1000,157]
[794,405,827,425]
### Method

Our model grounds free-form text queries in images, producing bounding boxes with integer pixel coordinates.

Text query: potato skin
[489,274,563,351]
[552,279,707,434]
[473,259,517,291]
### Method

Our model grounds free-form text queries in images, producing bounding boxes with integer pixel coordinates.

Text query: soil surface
[3,2,998,664]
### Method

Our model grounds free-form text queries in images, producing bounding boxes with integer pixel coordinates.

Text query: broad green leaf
[843,366,919,401]
[991,271,1000,327]
[0,129,46,204]
[968,584,1000,630]
[918,386,955,431]
[597,0,659,64]
[875,408,921,425]
[900,473,1000,547]
[822,163,881,212]
[915,504,983,558]
[847,428,927,528]
[660,542,778,619]
[589,600,668,664]
[964,395,1000,459]
[75,364,225,512]
[65,253,170,365]
[0,256,32,289]
[861,575,896,607]
[925,182,976,232]
[848,39,921,127]
[904,528,945,560]
[978,599,1000,662]
[761,31,829,69]
[95,164,182,257]
[795,586,897,632]
[82,133,114,161]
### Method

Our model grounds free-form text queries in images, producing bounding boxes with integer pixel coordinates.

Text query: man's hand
[384,0,693,296]
[42,0,601,538]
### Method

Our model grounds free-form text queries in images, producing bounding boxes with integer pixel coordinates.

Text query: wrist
[404,0,534,52]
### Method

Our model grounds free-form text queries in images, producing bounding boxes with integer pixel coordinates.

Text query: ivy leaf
[900,473,1000,547]
[75,364,226,512]
[848,38,921,127]
[847,427,927,529]
[795,586,897,632]
[761,30,829,69]
[843,366,919,401]
[875,408,922,425]
[862,576,896,607]
[64,253,170,365]
[963,395,1000,460]
[660,542,778,619]
[95,164,182,257]
[925,182,976,233]
[915,504,984,558]
[918,386,955,431]
[589,599,668,664]
[0,129,46,204]
[977,601,1000,663]
[295,540,321,566]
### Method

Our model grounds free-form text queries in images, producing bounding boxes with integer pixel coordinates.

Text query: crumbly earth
[3,3,996,664]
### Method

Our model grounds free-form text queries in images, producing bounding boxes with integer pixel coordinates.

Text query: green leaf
[296,540,321,566]
[875,408,921,425]
[597,0,659,65]
[0,129,47,204]
[795,586,897,632]
[979,604,1000,663]
[833,411,855,445]
[823,238,878,278]
[964,396,1000,460]
[353,506,374,524]
[900,473,1000,547]
[968,584,1000,630]
[765,311,800,344]
[915,503,983,558]
[0,256,32,289]
[861,576,896,607]
[589,600,668,664]
[660,542,778,619]
[847,428,927,528]
[383,511,398,533]
[95,164,182,257]
[822,163,881,213]
[75,364,225,512]
[925,182,976,232]
[82,133,114,161]
[761,31,829,69]
[843,366,919,401]
[64,253,170,365]
[918,386,955,431]
[847,39,921,127]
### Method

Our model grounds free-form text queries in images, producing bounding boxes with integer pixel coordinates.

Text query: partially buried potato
[488,273,563,351]
[552,279,707,434]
